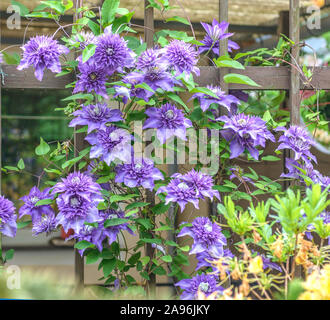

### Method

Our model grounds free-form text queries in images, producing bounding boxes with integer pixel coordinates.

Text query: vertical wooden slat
[144,0,154,48]
[144,0,156,296]
[289,0,301,126]
[289,0,302,279]
[212,0,229,218]
[73,0,84,289]
[219,0,229,93]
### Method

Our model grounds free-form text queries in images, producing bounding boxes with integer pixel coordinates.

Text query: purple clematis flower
[156,178,199,212]
[94,26,135,74]
[0,53,3,64]
[68,224,104,255]
[85,126,132,165]
[190,85,241,112]
[114,72,155,103]
[56,194,101,233]
[52,172,103,233]
[68,209,135,256]
[164,40,199,77]
[276,125,317,164]
[0,195,17,238]
[69,103,123,133]
[175,273,222,300]
[17,35,69,81]
[100,209,134,246]
[196,247,233,272]
[52,172,102,204]
[218,113,275,160]
[143,103,192,144]
[19,186,54,223]
[136,48,168,71]
[199,19,240,55]
[178,217,227,255]
[73,57,109,99]
[32,212,57,236]
[115,158,164,190]
[176,169,220,201]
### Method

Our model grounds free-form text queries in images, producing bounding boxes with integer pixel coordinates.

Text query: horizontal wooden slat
[197,66,330,90]
[2,65,74,89]
[2,65,330,90]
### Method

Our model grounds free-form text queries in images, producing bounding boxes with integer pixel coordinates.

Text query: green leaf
[165,240,179,247]
[224,73,261,87]
[74,240,94,250]
[17,158,25,170]
[161,255,172,263]
[152,266,167,275]
[82,44,96,63]
[110,194,139,203]
[101,0,120,25]
[35,198,53,206]
[151,202,171,215]
[11,0,29,16]
[190,87,219,99]
[136,218,153,230]
[165,16,190,25]
[126,202,149,211]
[4,166,19,172]
[102,258,116,277]
[2,52,21,65]
[167,93,190,113]
[104,218,129,228]
[179,245,190,252]
[135,82,155,93]
[35,137,50,156]
[25,12,57,19]
[62,93,93,101]
[140,256,150,266]
[262,155,281,161]
[140,238,162,245]
[40,1,66,14]
[128,252,141,265]
[140,271,150,280]
[86,250,100,264]
[17,220,31,229]
[214,56,245,69]
[5,249,14,261]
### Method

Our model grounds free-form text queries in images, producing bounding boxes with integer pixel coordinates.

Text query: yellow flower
[248,256,264,274]
[299,264,330,300]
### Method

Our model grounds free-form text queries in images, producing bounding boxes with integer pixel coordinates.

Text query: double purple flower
[85,126,132,165]
[143,103,192,144]
[69,103,123,134]
[219,113,275,160]
[0,195,17,238]
[17,35,69,81]
[52,172,103,233]
[276,125,317,164]
[157,169,219,212]
[115,158,164,190]
[190,85,241,113]
[175,273,222,300]
[199,19,239,55]
[19,187,54,223]
[178,217,226,255]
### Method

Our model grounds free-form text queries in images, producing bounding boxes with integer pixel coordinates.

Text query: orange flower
[270,237,284,259]
[313,0,325,8]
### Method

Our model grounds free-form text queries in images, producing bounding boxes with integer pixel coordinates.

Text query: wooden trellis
[0,0,329,287]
